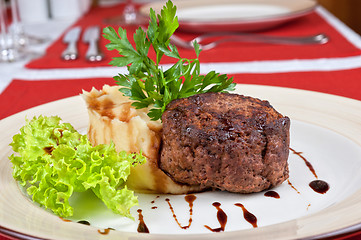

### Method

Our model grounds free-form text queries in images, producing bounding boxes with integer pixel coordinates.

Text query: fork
[170,32,329,50]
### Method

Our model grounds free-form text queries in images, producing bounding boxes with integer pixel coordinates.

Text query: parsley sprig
[103,0,235,121]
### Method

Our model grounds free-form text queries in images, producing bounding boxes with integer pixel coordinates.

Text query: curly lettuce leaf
[9,115,145,219]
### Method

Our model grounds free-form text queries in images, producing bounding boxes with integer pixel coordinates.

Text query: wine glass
[104,0,148,25]
[0,0,47,62]
[11,0,49,46]
[0,0,20,62]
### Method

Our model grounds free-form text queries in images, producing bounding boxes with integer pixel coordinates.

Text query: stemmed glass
[0,0,20,62]
[104,0,147,25]
[0,0,46,62]
[10,0,48,46]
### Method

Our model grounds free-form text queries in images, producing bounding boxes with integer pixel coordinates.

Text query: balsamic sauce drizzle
[151,195,160,204]
[137,209,149,233]
[287,179,300,194]
[309,180,329,194]
[151,195,160,209]
[59,147,332,235]
[59,217,71,222]
[290,147,330,194]
[43,146,54,155]
[98,228,113,235]
[290,148,318,178]
[77,220,90,225]
[264,190,280,199]
[234,203,258,228]
[204,202,227,232]
[165,194,196,229]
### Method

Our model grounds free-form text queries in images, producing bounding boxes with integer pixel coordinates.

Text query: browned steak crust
[159,92,290,193]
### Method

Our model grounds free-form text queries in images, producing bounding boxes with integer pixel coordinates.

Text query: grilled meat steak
[160,92,290,193]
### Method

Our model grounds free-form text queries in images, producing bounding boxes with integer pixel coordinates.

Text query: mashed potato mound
[82,85,203,194]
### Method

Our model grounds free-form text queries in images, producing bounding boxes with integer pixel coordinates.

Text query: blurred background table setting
[1,0,361,239]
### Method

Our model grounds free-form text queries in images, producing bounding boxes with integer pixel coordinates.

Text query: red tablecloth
[25,3,361,69]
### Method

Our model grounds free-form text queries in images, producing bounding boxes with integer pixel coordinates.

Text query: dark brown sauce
[60,217,91,226]
[59,217,71,222]
[264,190,280,199]
[151,195,159,209]
[137,209,149,233]
[290,148,330,194]
[185,194,196,208]
[165,194,196,230]
[309,180,329,194]
[43,146,54,155]
[235,203,258,228]
[100,98,116,119]
[204,202,227,232]
[287,179,300,194]
[151,195,160,204]
[290,147,318,179]
[77,220,90,225]
[98,228,113,235]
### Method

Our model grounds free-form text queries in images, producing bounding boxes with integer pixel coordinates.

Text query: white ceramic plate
[1,84,361,240]
[140,0,317,32]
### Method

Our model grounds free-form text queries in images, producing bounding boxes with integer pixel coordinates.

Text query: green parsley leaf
[103,0,235,121]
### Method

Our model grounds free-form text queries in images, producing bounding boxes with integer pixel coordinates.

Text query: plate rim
[1,84,361,240]
[139,0,317,24]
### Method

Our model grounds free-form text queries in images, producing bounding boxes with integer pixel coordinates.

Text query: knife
[83,25,104,62]
[61,26,81,60]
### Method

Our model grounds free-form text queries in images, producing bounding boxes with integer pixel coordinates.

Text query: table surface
[1,2,361,240]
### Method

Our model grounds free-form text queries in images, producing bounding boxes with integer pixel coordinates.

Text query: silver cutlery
[61,26,81,60]
[170,33,329,50]
[83,25,104,62]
